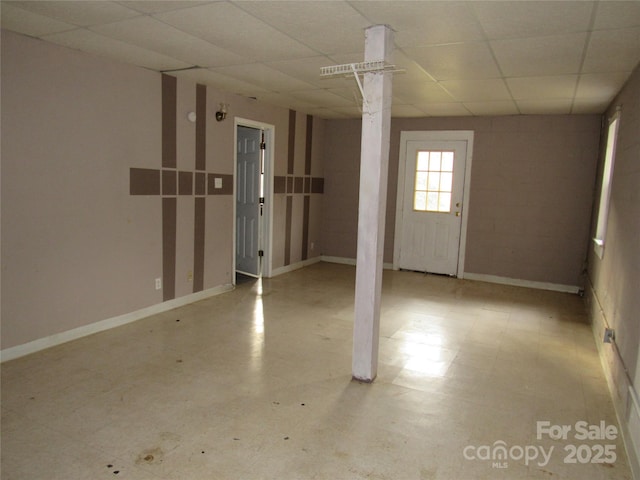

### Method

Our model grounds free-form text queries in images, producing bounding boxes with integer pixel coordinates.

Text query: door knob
[455,212,460,216]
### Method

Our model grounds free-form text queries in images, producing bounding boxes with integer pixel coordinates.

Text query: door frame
[393,130,474,278]
[233,117,275,281]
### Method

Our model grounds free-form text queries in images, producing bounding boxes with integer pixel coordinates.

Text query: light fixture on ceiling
[215,103,228,122]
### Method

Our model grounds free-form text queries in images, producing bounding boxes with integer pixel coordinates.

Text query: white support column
[352,25,394,382]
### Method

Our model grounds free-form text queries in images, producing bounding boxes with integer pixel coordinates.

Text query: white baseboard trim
[321,255,356,266]
[270,256,321,277]
[320,256,393,270]
[463,272,580,294]
[0,283,234,363]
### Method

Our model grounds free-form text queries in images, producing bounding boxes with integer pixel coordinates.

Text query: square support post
[352,25,394,382]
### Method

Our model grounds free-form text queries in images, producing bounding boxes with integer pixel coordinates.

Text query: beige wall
[0,30,324,351]
[586,63,640,476]
[322,114,601,288]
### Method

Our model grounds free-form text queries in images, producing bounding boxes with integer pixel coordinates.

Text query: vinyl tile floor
[1,262,633,479]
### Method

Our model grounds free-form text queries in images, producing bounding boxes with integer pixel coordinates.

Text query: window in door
[413,150,454,213]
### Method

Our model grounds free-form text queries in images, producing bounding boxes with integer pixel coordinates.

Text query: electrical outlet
[187,270,193,282]
[603,328,615,343]
[155,278,162,290]
[310,241,315,250]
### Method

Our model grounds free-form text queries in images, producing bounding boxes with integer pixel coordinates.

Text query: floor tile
[0,263,631,479]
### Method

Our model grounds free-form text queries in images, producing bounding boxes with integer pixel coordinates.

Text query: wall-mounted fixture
[187,111,197,123]
[215,103,228,122]
[604,327,615,343]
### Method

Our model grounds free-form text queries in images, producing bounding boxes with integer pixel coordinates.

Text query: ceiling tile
[571,98,611,114]
[516,99,573,115]
[330,105,367,117]
[506,75,578,100]
[266,56,348,89]
[394,82,456,103]
[3,0,637,118]
[440,79,512,102]
[0,2,75,36]
[92,16,247,67]
[327,52,368,65]
[327,87,363,103]
[575,72,631,100]
[473,1,594,40]
[415,103,471,117]
[5,1,139,27]
[594,1,640,30]
[212,64,317,93]
[253,92,316,111]
[582,27,640,74]
[463,101,519,116]
[236,1,370,55]
[392,51,437,85]
[404,41,501,80]
[491,33,587,77]
[155,2,316,62]
[42,29,191,71]
[118,1,211,14]
[351,1,485,47]
[391,105,428,118]
[173,68,269,98]
[289,89,355,108]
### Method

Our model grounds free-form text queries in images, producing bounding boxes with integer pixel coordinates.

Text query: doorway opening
[234,118,275,284]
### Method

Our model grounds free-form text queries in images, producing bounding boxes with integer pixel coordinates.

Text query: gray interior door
[236,126,262,277]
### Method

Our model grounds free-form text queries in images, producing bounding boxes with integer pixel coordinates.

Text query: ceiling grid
[2,0,639,118]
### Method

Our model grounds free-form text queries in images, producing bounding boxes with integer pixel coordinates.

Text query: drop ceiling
[2,1,639,119]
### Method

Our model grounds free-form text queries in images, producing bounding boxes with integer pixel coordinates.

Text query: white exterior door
[396,137,469,276]
[236,126,262,277]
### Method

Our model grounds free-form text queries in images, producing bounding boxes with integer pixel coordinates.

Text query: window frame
[593,107,621,260]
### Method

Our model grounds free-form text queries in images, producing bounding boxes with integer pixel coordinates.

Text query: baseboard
[270,256,321,277]
[0,283,234,363]
[585,281,640,479]
[320,255,394,270]
[463,272,580,294]
[319,261,581,293]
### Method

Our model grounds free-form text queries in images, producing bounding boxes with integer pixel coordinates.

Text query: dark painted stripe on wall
[194,84,206,294]
[130,168,160,195]
[162,74,177,300]
[294,177,304,193]
[195,84,206,171]
[195,172,206,196]
[179,171,193,195]
[274,176,286,194]
[312,177,324,194]
[162,74,177,169]
[207,174,234,195]
[302,195,310,261]
[305,115,313,175]
[287,110,296,175]
[162,169,177,195]
[284,196,293,266]
[193,197,205,293]
[162,198,177,301]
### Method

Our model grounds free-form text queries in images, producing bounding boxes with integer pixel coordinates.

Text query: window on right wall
[593,107,621,259]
